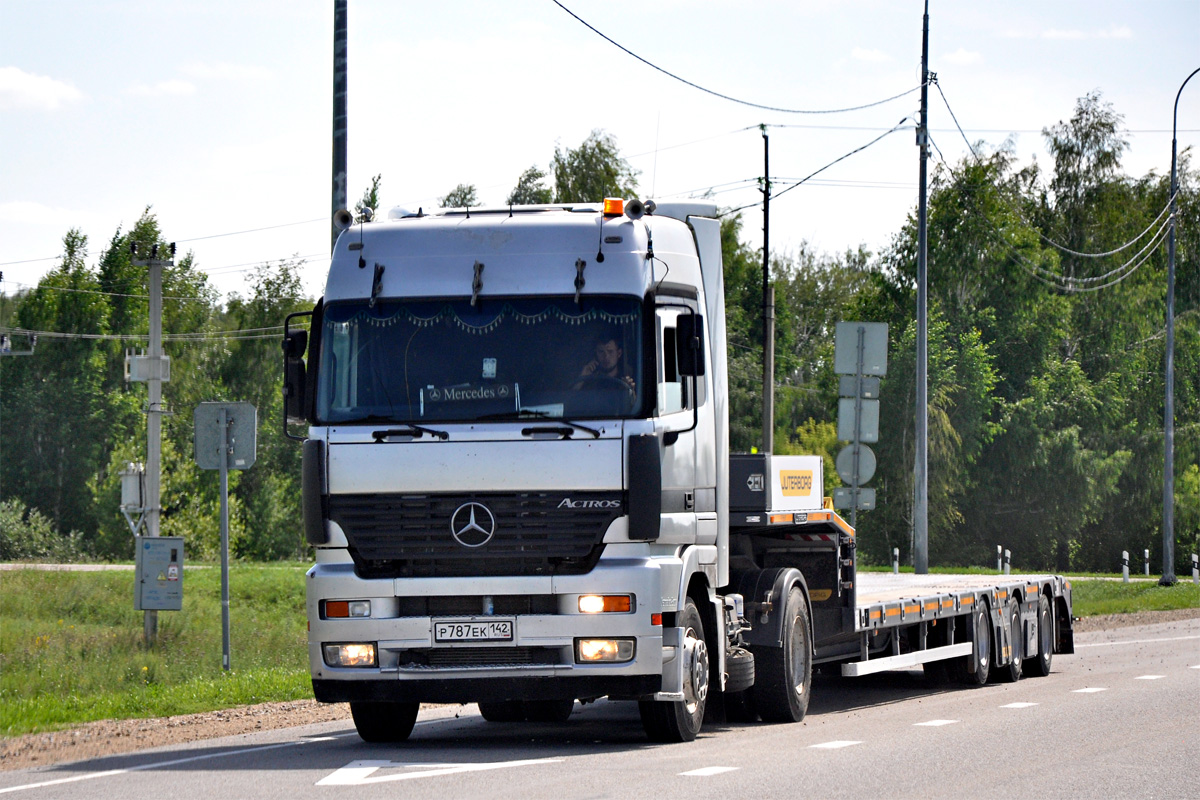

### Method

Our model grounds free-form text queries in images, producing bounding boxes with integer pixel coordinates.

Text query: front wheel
[349,701,419,742]
[750,586,812,723]
[639,599,709,742]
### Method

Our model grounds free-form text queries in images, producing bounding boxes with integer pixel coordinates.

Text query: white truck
[283,198,1074,743]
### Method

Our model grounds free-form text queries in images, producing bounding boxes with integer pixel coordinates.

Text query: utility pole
[131,242,174,644]
[1162,67,1198,586]
[761,124,775,454]
[913,0,931,574]
[332,0,348,252]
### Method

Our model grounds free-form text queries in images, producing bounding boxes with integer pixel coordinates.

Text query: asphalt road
[3,616,1196,800]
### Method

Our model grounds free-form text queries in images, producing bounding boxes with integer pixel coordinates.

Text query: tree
[355,174,382,221]
[506,165,552,205]
[552,130,639,203]
[438,183,478,208]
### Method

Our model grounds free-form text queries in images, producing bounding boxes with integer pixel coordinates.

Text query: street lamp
[1162,66,1199,587]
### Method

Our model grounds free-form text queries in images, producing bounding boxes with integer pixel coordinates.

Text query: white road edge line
[809,741,862,749]
[1075,634,1200,648]
[680,766,739,777]
[316,758,564,786]
[0,738,318,795]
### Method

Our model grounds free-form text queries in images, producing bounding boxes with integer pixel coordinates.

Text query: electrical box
[134,536,184,611]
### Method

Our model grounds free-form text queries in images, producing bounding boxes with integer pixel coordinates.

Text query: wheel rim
[1011,610,1022,662]
[1040,603,1052,658]
[788,616,809,698]
[976,610,990,670]
[682,625,709,714]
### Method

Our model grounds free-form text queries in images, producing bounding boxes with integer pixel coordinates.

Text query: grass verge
[0,564,312,737]
[1069,578,1200,616]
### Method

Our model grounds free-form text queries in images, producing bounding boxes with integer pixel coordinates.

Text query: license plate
[433,617,515,644]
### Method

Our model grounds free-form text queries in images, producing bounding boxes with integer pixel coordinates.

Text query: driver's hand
[581,360,598,377]
[623,376,636,390]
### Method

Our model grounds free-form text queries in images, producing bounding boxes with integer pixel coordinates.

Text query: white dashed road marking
[810,741,862,749]
[1001,702,1039,708]
[1134,675,1166,680]
[680,767,739,777]
[1072,687,1108,693]
[317,758,564,786]
[914,719,959,726]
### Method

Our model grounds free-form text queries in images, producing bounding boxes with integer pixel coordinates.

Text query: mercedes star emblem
[450,502,496,548]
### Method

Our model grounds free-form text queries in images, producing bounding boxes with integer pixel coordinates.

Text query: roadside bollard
[1144,549,1150,576]
[1192,553,1198,585]
[1122,550,1129,583]
[1004,549,1011,575]
[893,548,899,574]
[997,545,1003,572]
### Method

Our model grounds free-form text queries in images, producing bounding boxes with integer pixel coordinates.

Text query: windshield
[316,296,644,423]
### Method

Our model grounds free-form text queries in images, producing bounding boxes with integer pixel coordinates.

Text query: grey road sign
[839,375,880,399]
[834,321,889,375]
[837,444,877,485]
[837,398,879,443]
[833,486,876,511]
[194,402,257,470]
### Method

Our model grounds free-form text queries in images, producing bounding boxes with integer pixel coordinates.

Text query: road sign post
[194,401,256,671]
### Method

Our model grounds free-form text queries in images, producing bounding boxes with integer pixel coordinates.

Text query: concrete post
[1122,551,1130,583]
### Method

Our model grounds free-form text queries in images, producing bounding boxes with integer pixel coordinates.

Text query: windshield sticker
[482,358,497,379]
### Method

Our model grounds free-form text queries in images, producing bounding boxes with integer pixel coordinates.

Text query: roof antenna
[595,214,605,263]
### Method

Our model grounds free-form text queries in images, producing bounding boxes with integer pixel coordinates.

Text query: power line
[552,1,923,115]
[935,81,1178,261]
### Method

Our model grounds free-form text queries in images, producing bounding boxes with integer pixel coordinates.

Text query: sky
[2,1,1198,304]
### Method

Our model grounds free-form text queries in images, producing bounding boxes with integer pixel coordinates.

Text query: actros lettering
[557,498,621,509]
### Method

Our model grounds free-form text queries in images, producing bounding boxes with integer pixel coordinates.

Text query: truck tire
[524,699,575,722]
[478,701,526,722]
[955,603,991,686]
[349,701,419,742]
[998,598,1023,683]
[639,599,709,742]
[750,587,812,723]
[1024,594,1054,677]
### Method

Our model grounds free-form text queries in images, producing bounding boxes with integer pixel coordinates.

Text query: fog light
[578,595,632,613]
[576,638,635,663]
[323,643,377,667]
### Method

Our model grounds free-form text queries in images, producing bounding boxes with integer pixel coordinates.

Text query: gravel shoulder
[3,607,1196,772]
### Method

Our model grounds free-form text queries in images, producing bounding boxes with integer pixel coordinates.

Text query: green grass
[1069,578,1200,616]
[0,564,313,737]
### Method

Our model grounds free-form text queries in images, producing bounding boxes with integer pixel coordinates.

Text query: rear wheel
[956,603,991,686]
[750,587,812,723]
[524,699,575,722]
[639,598,709,742]
[1025,594,1054,677]
[477,701,526,722]
[998,599,1023,683]
[349,701,419,742]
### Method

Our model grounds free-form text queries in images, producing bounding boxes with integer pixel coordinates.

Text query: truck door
[656,304,698,542]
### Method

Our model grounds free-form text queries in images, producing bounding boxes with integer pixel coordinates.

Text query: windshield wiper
[478,409,601,439]
[342,416,449,441]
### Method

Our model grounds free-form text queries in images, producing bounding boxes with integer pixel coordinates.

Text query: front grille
[329,491,622,579]
[398,647,562,669]
[396,595,559,616]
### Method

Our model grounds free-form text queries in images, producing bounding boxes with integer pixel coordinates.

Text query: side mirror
[283,329,308,424]
[675,313,706,376]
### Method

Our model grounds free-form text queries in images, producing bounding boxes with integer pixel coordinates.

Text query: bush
[0,499,91,562]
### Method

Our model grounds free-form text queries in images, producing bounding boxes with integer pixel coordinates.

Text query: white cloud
[0,200,75,225]
[942,48,982,66]
[1042,24,1133,40]
[180,62,273,82]
[126,79,196,97]
[0,66,83,111]
[851,47,891,63]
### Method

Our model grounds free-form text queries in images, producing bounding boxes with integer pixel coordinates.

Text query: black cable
[552,1,922,115]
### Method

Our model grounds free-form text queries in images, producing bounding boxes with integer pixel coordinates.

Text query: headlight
[576,638,635,663]
[323,643,377,667]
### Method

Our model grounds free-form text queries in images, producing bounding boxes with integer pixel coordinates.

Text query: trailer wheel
[349,701,419,742]
[750,587,812,723]
[1024,594,1054,677]
[524,699,575,722]
[639,598,709,742]
[956,603,991,686]
[998,599,1023,683]
[478,701,526,722]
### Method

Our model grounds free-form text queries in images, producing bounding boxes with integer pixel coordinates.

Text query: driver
[577,332,636,391]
